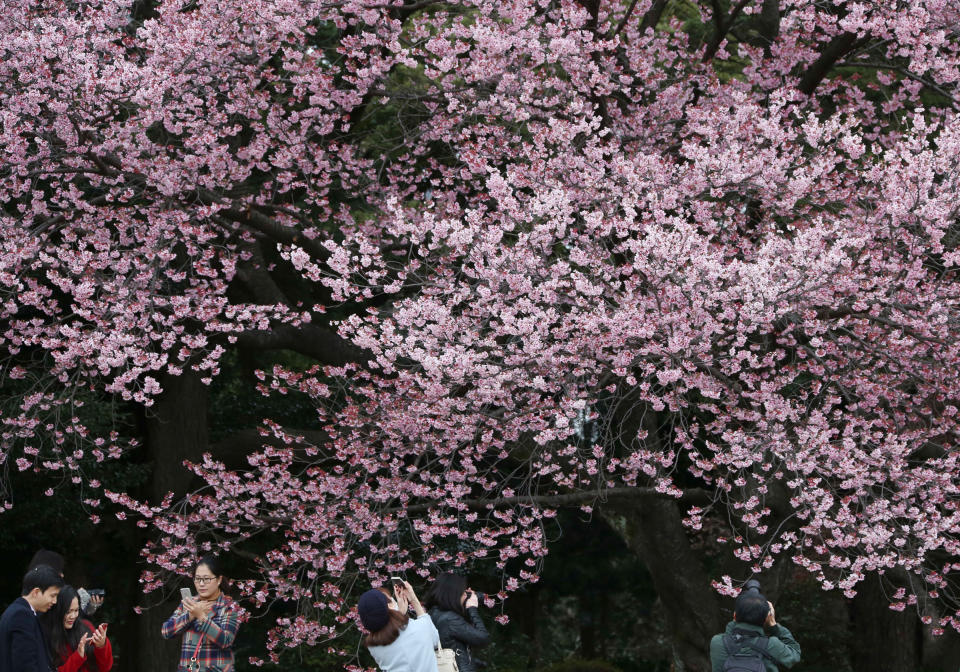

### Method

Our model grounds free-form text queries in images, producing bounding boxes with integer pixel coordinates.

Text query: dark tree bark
[849,574,920,672]
[134,371,210,672]
[757,0,780,53]
[639,0,670,33]
[603,497,722,672]
[798,32,865,95]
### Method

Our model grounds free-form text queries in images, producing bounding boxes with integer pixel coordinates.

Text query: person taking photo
[358,580,439,672]
[162,554,239,672]
[426,573,490,672]
[40,585,112,672]
[709,581,800,672]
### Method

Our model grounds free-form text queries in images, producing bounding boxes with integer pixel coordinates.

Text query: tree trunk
[849,574,919,672]
[603,497,722,672]
[135,371,210,672]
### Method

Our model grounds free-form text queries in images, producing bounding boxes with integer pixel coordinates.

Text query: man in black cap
[709,583,801,671]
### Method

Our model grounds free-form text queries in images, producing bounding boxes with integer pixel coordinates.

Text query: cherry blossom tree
[3,0,960,670]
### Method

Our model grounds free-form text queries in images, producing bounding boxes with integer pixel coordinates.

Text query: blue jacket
[0,598,52,672]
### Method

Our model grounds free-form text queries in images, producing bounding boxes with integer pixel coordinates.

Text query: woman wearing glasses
[162,554,240,672]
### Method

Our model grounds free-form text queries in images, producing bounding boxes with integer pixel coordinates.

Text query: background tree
[2,1,960,671]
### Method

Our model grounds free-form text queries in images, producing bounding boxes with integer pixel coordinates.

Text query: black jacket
[0,598,53,672]
[429,607,490,672]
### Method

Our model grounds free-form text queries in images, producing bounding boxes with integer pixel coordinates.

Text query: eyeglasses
[194,576,218,585]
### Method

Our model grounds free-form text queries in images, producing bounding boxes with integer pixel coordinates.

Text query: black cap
[358,589,390,632]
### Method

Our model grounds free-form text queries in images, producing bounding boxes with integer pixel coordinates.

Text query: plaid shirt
[162,593,239,672]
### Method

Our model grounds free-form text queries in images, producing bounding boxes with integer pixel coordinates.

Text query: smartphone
[88,589,105,597]
[180,587,193,600]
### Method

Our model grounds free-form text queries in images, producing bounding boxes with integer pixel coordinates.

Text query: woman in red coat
[41,585,113,672]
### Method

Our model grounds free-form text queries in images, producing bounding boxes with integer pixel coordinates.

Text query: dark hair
[27,550,65,576]
[195,553,223,577]
[40,585,100,672]
[22,565,65,596]
[426,572,468,615]
[363,587,409,647]
[734,591,770,626]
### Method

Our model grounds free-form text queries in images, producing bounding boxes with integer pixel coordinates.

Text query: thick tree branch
[235,322,366,366]
[234,239,291,306]
[798,32,866,95]
[757,0,780,53]
[702,0,751,63]
[399,485,713,514]
[639,0,670,34]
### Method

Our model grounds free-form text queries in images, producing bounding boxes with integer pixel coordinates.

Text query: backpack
[721,628,777,672]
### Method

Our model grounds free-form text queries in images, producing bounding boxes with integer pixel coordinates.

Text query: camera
[468,590,485,602]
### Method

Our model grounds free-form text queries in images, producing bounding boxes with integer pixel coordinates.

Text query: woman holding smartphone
[40,584,113,672]
[162,554,240,672]
[426,573,490,672]
[359,579,439,672]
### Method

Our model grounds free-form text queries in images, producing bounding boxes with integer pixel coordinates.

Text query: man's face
[34,587,60,613]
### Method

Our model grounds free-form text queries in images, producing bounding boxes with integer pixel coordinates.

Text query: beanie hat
[358,589,390,632]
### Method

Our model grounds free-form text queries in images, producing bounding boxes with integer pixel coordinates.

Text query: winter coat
[428,607,490,672]
[709,621,801,672]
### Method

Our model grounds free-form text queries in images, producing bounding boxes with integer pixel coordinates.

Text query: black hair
[194,553,228,593]
[195,553,223,577]
[426,572,468,615]
[27,550,65,576]
[22,565,65,596]
[734,591,770,626]
[40,585,100,672]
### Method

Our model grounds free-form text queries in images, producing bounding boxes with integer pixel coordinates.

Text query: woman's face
[63,597,80,630]
[193,563,221,600]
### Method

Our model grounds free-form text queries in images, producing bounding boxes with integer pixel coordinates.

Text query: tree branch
[639,0,670,34]
[399,485,713,514]
[702,0,751,63]
[797,32,866,95]
[234,322,366,366]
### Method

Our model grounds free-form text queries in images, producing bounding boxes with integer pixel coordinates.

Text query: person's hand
[91,624,108,649]
[464,590,479,609]
[400,580,425,617]
[90,594,104,612]
[77,633,93,658]
[764,601,777,627]
[183,597,212,622]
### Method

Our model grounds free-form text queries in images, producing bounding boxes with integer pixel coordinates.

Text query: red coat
[56,622,113,672]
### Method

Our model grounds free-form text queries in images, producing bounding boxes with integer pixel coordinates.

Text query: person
[0,564,64,672]
[161,554,239,672]
[40,585,112,672]
[358,580,439,672]
[27,552,103,617]
[426,573,490,672]
[709,581,801,672]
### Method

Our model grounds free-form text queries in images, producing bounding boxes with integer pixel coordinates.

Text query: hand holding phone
[91,623,108,648]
